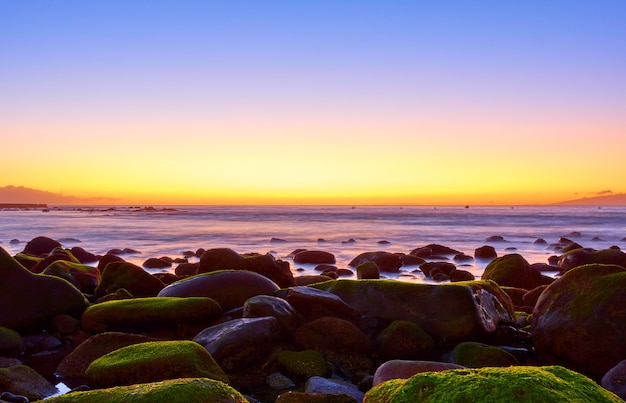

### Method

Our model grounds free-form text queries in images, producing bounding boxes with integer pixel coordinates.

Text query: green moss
[81,297,222,333]
[277,350,329,378]
[43,378,247,402]
[0,325,24,354]
[364,366,623,402]
[86,340,229,388]
[376,320,435,361]
[450,341,519,368]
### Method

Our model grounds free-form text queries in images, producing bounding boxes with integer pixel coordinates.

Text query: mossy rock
[0,325,24,355]
[449,341,519,368]
[43,260,101,293]
[375,320,436,361]
[363,365,623,402]
[558,248,626,271]
[95,261,164,298]
[277,350,329,378]
[0,364,58,400]
[312,279,515,342]
[481,253,545,290]
[85,340,229,388]
[532,263,626,380]
[81,296,222,333]
[44,377,247,402]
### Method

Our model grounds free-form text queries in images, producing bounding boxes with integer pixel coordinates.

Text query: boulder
[56,332,155,378]
[142,257,172,269]
[481,253,549,290]
[364,365,623,402]
[372,360,464,386]
[158,270,280,311]
[294,317,372,355]
[0,326,24,356]
[69,246,99,264]
[0,247,88,330]
[81,297,222,335]
[312,279,515,342]
[305,376,364,402]
[293,250,336,264]
[375,320,436,361]
[243,295,299,335]
[42,260,101,294]
[277,350,329,379]
[409,244,460,258]
[30,247,81,273]
[193,317,282,372]
[557,248,626,272]
[95,261,164,298]
[22,236,61,257]
[43,378,247,403]
[198,248,295,287]
[449,341,519,368]
[532,264,626,381]
[474,245,497,260]
[349,251,402,272]
[0,365,58,400]
[602,360,626,400]
[85,340,229,388]
[357,261,380,280]
[278,286,359,322]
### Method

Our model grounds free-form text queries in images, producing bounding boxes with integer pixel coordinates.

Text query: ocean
[1,205,625,282]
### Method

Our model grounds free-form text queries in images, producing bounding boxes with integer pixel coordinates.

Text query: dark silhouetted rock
[474,245,497,260]
[22,236,61,257]
[349,251,402,272]
[293,250,336,264]
[481,253,549,290]
[95,261,164,298]
[409,244,461,258]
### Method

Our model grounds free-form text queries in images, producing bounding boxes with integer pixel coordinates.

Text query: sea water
[1,205,625,282]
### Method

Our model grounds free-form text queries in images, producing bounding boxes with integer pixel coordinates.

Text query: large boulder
[278,286,359,322]
[293,250,336,264]
[43,378,247,403]
[81,297,222,334]
[193,317,282,372]
[22,236,61,256]
[557,247,626,272]
[372,360,464,386]
[532,264,626,381]
[409,244,461,258]
[349,251,402,272]
[85,340,229,388]
[158,270,280,311]
[198,248,295,287]
[364,365,623,402]
[0,365,59,400]
[449,341,519,368]
[42,260,101,294]
[294,317,373,356]
[312,279,515,342]
[481,253,550,290]
[375,320,436,361]
[0,247,89,330]
[95,261,164,298]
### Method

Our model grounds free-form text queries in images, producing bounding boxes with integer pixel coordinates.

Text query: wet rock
[305,376,364,402]
[56,331,155,378]
[557,247,626,272]
[0,247,88,330]
[193,317,282,372]
[267,372,296,389]
[85,340,229,388]
[312,279,515,342]
[243,295,299,335]
[449,341,519,368]
[0,326,24,356]
[175,261,199,276]
[375,320,436,361]
[95,261,164,298]
[293,250,336,264]
[158,270,280,311]
[602,360,626,400]
[485,235,506,242]
[278,286,359,323]
[409,244,460,258]
[534,238,548,244]
[349,251,402,273]
[276,391,357,402]
[142,257,172,269]
[30,247,81,273]
[22,236,61,257]
[42,260,101,294]
[449,269,475,282]
[481,253,550,290]
[70,246,99,264]
[44,378,247,402]
[295,274,335,285]
[364,365,623,402]
[474,245,497,260]
[532,264,626,381]
[453,253,473,263]
[198,248,295,287]
[522,285,547,307]
[356,261,380,280]
[419,262,456,278]
[400,254,425,266]
[0,365,58,400]
[81,297,222,335]
[372,359,464,386]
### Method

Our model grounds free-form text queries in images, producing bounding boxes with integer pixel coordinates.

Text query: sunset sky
[1,1,625,205]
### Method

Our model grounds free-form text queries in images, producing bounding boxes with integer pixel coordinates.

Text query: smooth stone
[42,260,101,294]
[95,261,164,298]
[409,244,460,258]
[481,253,551,290]
[278,286,359,322]
[375,320,436,361]
[158,270,280,311]
[602,360,626,400]
[22,236,61,257]
[305,376,364,403]
[557,247,626,272]
[349,251,402,273]
[0,365,58,400]
[449,341,519,368]
[293,250,336,264]
[356,261,380,280]
[294,317,372,355]
[243,295,299,335]
[372,359,464,386]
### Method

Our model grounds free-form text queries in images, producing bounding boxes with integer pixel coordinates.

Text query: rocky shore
[1,235,625,402]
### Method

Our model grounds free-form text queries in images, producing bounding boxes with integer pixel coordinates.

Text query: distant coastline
[552,193,626,206]
[0,203,48,209]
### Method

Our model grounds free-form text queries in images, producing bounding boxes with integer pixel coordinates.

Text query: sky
[1,1,625,205]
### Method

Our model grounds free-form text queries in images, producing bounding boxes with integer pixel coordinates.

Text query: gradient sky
[1,1,625,205]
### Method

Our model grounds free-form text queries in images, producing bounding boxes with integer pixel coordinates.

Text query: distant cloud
[594,190,613,196]
[0,185,118,205]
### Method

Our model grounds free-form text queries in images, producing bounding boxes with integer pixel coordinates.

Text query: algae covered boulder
[363,365,623,402]
[557,247,626,271]
[312,279,515,342]
[277,350,329,379]
[85,340,229,388]
[0,247,89,330]
[481,253,548,290]
[95,261,165,298]
[375,320,435,361]
[532,263,626,380]
[449,341,519,368]
[43,260,101,294]
[158,270,280,311]
[44,378,247,403]
[81,296,222,334]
